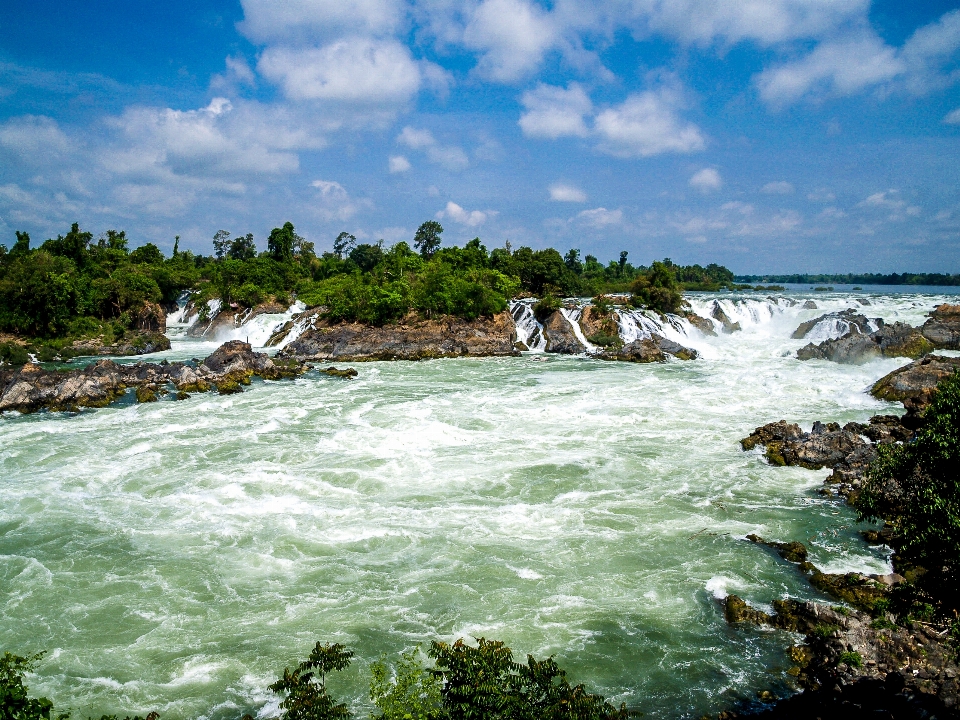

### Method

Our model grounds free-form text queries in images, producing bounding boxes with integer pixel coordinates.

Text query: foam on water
[1,290,956,719]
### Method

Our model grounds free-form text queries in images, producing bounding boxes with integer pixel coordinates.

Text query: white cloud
[311,179,369,221]
[463,0,559,82]
[549,183,587,202]
[258,39,422,105]
[946,108,960,124]
[761,181,794,194]
[576,207,623,226]
[594,88,705,157]
[628,0,869,46]
[0,115,71,156]
[860,189,905,210]
[519,83,592,139]
[438,201,492,226]
[396,126,469,170]
[755,10,960,105]
[689,168,721,191]
[239,0,403,42]
[388,154,411,172]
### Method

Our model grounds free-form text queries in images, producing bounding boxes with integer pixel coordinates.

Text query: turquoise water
[0,292,951,718]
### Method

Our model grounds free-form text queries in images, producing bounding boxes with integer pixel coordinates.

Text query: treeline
[3,637,633,720]
[735,272,960,286]
[0,220,736,342]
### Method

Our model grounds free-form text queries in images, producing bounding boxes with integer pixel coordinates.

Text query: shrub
[837,651,863,668]
[533,295,561,322]
[369,647,444,720]
[629,262,682,315]
[270,642,354,720]
[0,651,64,720]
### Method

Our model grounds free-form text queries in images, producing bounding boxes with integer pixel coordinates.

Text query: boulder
[279,311,520,361]
[578,305,620,346]
[683,312,717,336]
[654,335,698,360]
[542,311,586,354]
[134,302,167,333]
[801,300,818,309]
[797,320,932,363]
[871,354,960,411]
[598,338,665,363]
[709,301,741,333]
[791,308,873,340]
[68,331,171,357]
[921,303,960,349]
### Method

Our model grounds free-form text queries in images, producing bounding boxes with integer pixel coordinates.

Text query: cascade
[510,301,546,352]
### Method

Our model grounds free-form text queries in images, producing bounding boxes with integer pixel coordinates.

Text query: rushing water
[1,291,958,719]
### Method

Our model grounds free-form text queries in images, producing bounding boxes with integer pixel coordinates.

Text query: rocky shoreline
[721,354,960,718]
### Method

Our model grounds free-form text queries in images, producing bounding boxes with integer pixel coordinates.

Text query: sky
[0,0,959,273]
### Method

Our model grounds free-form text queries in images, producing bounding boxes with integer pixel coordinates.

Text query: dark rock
[136,385,158,403]
[683,312,717,336]
[802,300,818,309]
[319,366,358,379]
[791,309,873,340]
[921,303,960,349]
[655,335,698,360]
[68,331,171,357]
[598,338,665,363]
[134,302,167,333]
[871,355,960,411]
[710,301,742,333]
[797,319,932,364]
[740,421,803,451]
[279,312,520,361]
[542,311,586,354]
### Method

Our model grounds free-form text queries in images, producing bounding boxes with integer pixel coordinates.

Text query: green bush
[369,647,444,720]
[0,651,64,720]
[533,295,561,322]
[629,262,682,315]
[837,651,863,668]
[0,343,29,366]
[270,642,353,720]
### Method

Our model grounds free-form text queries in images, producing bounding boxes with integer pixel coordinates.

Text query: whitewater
[1,289,958,719]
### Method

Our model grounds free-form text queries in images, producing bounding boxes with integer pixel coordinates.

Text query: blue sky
[0,0,958,272]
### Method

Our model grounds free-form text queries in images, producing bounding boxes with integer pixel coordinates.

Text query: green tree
[268,222,298,263]
[130,243,164,265]
[270,643,354,720]
[856,372,960,605]
[333,232,356,260]
[630,261,682,314]
[228,234,257,261]
[369,647,444,720]
[11,231,31,259]
[213,230,232,260]
[0,651,64,720]
[414,222,443,259]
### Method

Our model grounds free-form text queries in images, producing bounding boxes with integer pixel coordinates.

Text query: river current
[2,289,958,719]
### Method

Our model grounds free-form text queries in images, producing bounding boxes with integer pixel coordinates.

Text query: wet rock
[791,309,873,340]
[0,341,307,414]
[710,301,742,333]
[280,311,519,361]
[542,311,586,354]
[189,300,289,339]
[921,303,960,349]
[598,338,665,363]
[797,320,932,364]
[740,421,803,451]
[319,366,358,379]
[871,354,960,411]
[683,311,717,336]
[134,302,167,333]
[802,300,818,309]
[578,305,620,347]
[656,335,698,360]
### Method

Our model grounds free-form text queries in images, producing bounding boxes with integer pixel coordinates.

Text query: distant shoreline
[736,273,960,286]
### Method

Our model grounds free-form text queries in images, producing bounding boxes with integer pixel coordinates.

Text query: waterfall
[509,301,546,352]
[559,307,599,353]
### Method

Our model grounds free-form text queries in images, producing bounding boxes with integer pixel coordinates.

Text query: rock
[319,366,358,379]
[683,312,717,336]
[598,338,665,363]
[655,335,698,360]
[578,305,621,347]
[791,309,873,340]
[724,595,771,625]
[134,302,167,333]
[740,420,803,451]
[797,320,932,364]
[279,312,519,361]
[709,301,741,333]
[542,311,586,354]
[802,300,818,309]
[189,300,289,339]
[871,354,960,411]
[0,341,307,414]
[68,331,171,357]
[921,303,960,349]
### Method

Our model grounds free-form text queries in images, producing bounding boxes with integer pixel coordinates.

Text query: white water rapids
[1,289,957,719]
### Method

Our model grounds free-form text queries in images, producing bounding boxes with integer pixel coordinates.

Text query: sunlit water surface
[2,291,957,719]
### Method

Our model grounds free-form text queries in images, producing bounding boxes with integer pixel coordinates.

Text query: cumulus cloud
[438,201,493,226]
[761,181,794,194]
[396,126,469,170]
[628,0,869,46]
[576,207,623,226]
[689,168,721,191]
[463,0,559,82]
[946,108,960,124]
[311,179,370,221]
[239,0,403,43]
[756,10,960,105]
[858,189,920,221]
[595,88,705,157]
[258,39,422,105]
[549,183,587,202]
[519,83,592,138]
[0,115,71,157]
[388,154,411,172]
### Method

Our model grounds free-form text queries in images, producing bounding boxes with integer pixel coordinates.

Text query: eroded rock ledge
[0,341,305,414]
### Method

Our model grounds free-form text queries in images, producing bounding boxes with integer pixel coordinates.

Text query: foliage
[533,295,562,322]
[0,651,63,720]
[856,371,960,607]
[837,651,863,668]
[0,343,29,366]
[736,272,960,287]
[270,643,354,720]
[413,222,444,259]
[369,647,445,720]
[629,261,683,314]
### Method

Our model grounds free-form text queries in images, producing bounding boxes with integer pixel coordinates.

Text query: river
[1,290,957,718]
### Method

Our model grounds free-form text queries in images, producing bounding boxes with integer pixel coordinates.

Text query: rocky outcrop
[578,306,619,346]
[798,320,933,364]
[740,416,914,501]
[709,301,741,333]
[683,312,717,336]
[68,331,171,357]
[791,309,873,340]
[596,334,697,363]
[871,354,960,423]
[134,302,167,333]
[542,311,585,354]
[0,341,306,414]
[278,312,518,361]
[801,300,818,309]
[921,303,960,349]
